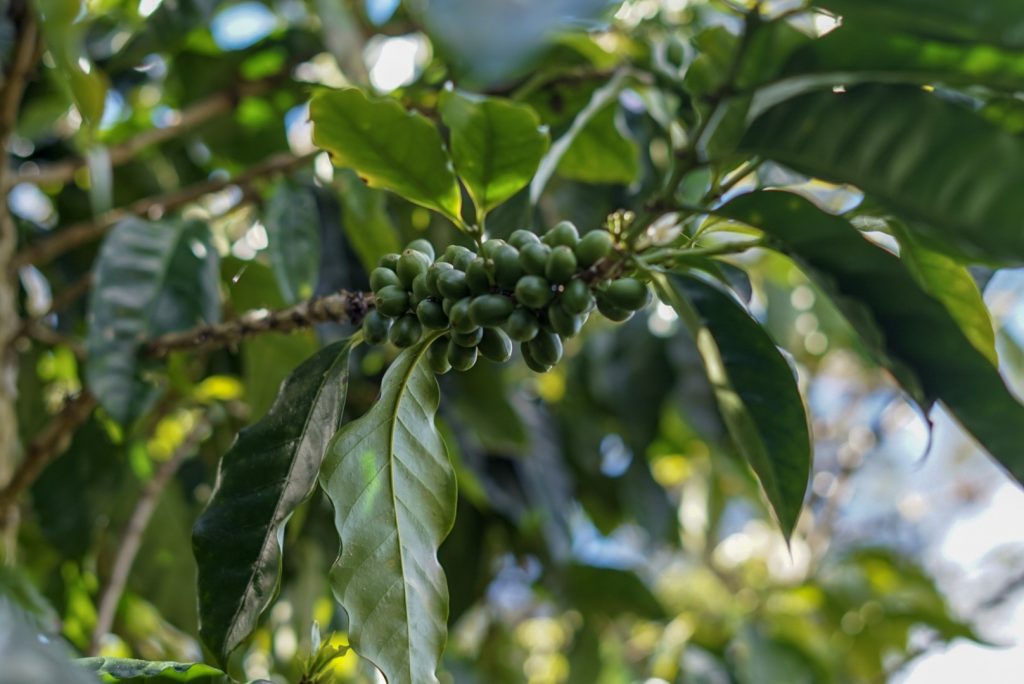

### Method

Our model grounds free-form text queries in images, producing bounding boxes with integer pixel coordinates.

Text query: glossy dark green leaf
[193,339,354,663]
[656,272,811,537]
[76,658,223,682]
[336,169,401,273]
[819,0,1024,49]
[439,89,549,215]
[265,180,320,304]
[0,604,99,684]
[557,103,639,185]
[86,218,219,425]
[311,88,462,223]
[564,564,665,620]
[742,85,1024,263]
[319,339,456,684]
[720,190,1024,484]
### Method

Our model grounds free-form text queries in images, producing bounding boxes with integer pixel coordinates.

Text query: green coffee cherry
[375,285,410,317]
[520,242,551,276]
[389,314,423,348]
[379,253,400,270]
[416,299,449,330]
[597,298,635,322]
[452,327,484,348]
[370,267,401,292]
[469,294,515,327]
[506,308,540,342]
[437,269,471,300]
[448,341,478,371]
[426,262,453,296]
[548,304,584,338]
[411,273,432,306]
[443,245,474,271]
[493,245,523,290]
[562,279,594,315]
[521,341,553,373]
[509,229,541,250]
[481,239,507,260]
[602,278,650,310]
[527,330,563,366]
[362,310,391,345]
[407,238,435,261]
[466,258,492,294]
[575,230,614,268]
[448,298,477,333]
[427,335,452,374]
[397,249,431,288]
[545,245,577,285]
[515,275,554,309]
[543,220,579,247]
[479,328,513,362]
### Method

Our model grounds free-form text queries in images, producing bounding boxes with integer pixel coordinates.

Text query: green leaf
[439,89,549,216]
[193,339,354,663]
[894,227,998,365]
[819,0,1024,49]
[35,0,108,128]
[319,339,456,684]
[0,603,100,684]
[86,218,219,425]
[720,190,1024,484]
[76,658,223,682]
[265,180,320,304]
[564,564,665,620]
[311,88,462,223]
[557,103,639,185]
[336,169,402,273]
[655,272,811,537]
[742,85,1024,263]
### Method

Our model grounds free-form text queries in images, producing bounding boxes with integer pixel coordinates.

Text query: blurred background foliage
[2,0,1024,682]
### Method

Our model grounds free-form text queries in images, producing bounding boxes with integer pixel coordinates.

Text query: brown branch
[11,151,317,271]
[7,82,271,189]
[0,391,98,525]
[146,289,373,358]
[89,415,210,654]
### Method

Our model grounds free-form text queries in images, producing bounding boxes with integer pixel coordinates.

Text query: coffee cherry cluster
[362,222,651,374]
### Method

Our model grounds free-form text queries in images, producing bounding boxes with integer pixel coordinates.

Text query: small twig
[11,151,317,271]
[145,289,373,357]
[7,83,271,190]
[88,416,211,654]
[0,391,99,526]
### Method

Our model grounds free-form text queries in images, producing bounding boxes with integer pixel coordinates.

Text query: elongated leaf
[894,227,998,365]
[193,339,354,662]
[87,218,219,425]
[336,169,401,272]
[742,85,1024,263]
[265,180,320,304]
[720,190,1024,483]
[319,340,456,684]
[36,0,107,127]
[656,272,811,537]
[819,0,1024,49]
[311,88,462,223]
[439,89,549,215]
[0,603,99,684]
[557,103,639,185]
[77,658,223,682]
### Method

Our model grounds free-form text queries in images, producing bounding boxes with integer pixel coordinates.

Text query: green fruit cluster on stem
[365,223,650,374]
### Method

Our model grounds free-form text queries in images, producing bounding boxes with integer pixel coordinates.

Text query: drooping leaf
[311,88,462,223]
[655,272,811,537]
[742,85,1024,263]
[35,0,107,127]
[0,603,99,684]
[76,658,223,682]
[894,226,998,365]
[720,190,1024,484]
[86,218,219,425]
[193,339,354,663]
[439,89,550,215]
[819,0,1024,49]
[265,180,321,304]
[557,103,639,185]
[336,169,402,273]
[319,339,456,684]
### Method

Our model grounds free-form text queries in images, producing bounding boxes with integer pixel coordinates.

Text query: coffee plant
[1,0,1022,682]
